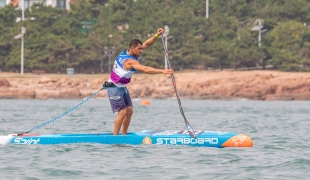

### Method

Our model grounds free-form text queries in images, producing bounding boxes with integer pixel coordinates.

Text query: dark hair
[129,39,142,49]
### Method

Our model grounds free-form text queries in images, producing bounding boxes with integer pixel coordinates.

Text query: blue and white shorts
[107,86,132,113]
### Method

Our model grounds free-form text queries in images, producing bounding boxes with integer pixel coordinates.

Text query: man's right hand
[163,69,174,75]
[103,82,108,89]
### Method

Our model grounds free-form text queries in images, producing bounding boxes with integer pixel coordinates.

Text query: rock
[59,89,81,98]
[18,89,36,99]
[80,89,107,98]
[34,89,61,99]
[39,76,57,84]
[0,87,35,99]
[0,78,10,87]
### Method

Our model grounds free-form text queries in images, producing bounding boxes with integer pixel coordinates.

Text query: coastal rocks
[0,78,36,99]
[1,71,310,100]
[34,88,82,99]
[0,88,35,99]
[0,78,10,87]
[80,89,108,98]
[38,76,58,84]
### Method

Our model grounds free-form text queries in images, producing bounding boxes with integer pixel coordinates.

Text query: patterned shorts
[107,86,132,113]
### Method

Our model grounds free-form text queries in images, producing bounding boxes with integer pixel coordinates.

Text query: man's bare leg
[113,108,127,135]
[122,106,133,135]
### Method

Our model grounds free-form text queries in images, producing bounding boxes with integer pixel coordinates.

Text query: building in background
[0,0,71,11]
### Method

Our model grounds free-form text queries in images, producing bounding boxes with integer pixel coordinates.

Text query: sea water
[0,99,309,180]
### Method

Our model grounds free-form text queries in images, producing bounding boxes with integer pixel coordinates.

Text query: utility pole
[257,19,262,47]
[206,0,209,19]
[14,0,26,75]
[21,0,24,75]
[251,19,267,47]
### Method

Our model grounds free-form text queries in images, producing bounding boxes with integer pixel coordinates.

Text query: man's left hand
[157,28,164,35]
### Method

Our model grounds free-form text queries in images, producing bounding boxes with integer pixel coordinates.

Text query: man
[104,28,174,135]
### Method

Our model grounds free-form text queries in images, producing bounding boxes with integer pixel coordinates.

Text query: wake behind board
[0,130,253,147]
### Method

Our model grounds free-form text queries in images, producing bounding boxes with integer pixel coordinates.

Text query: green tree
[1,0,310,73]
[266,20,310,71]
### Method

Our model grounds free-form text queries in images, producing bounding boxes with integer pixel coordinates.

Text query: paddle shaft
[160,35,196,138]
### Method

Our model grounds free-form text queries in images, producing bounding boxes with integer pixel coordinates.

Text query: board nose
[221,134,253,147]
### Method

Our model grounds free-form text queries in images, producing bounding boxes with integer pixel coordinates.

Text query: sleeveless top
[108,50,139,87]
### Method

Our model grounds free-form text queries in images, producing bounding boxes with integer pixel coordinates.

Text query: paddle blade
[188,130,197,139]
[186,124,197,139]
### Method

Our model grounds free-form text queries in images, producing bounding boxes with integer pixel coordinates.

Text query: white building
[0,0,71,11]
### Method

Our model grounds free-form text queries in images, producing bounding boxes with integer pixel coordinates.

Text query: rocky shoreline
[1,70,310,100]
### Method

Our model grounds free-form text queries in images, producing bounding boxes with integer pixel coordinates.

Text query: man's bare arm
[124,59,173,74]
[142,28,164,49]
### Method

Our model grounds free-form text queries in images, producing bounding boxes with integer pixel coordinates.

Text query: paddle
[160,34,197,139]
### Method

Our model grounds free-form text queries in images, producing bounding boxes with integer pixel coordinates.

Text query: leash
[17,88,104,136]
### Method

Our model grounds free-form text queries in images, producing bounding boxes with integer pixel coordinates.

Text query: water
[0,98,309,179]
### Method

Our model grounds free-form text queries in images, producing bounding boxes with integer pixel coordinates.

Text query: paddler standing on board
[103,28,174,135]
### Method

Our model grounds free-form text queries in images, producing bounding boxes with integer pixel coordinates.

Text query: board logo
[142,137,152,144]
[14,138,40,144]
[232,135,247,147]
